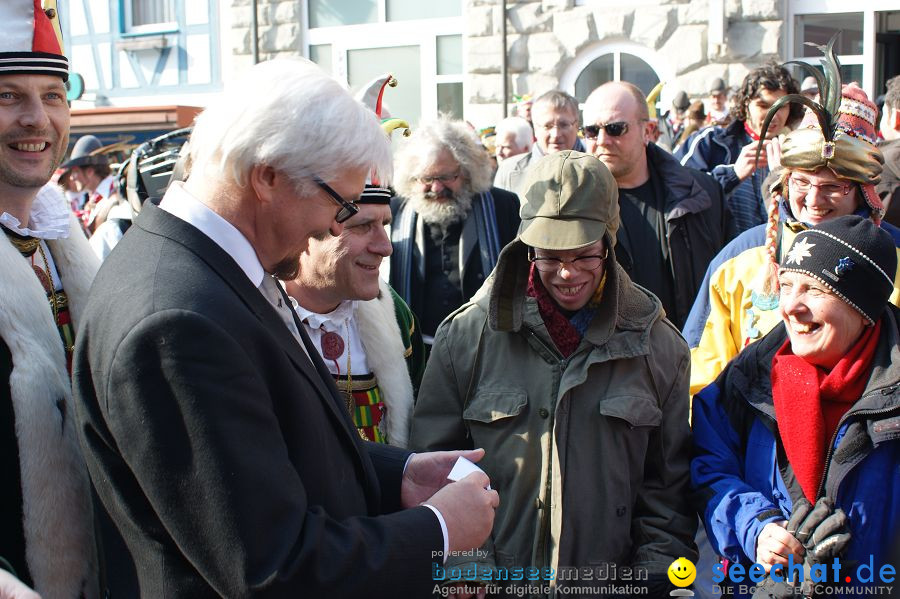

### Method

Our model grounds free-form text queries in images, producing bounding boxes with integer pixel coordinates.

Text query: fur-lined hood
[0,185,99,597]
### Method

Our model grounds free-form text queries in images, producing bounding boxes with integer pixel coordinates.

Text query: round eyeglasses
[529,248,609,273]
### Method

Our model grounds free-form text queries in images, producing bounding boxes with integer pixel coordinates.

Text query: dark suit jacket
[72,201,442,597]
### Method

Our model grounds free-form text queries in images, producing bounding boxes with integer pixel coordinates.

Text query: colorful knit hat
[780,215,896,325]
[0,0,68,81]
[757,33,884,222]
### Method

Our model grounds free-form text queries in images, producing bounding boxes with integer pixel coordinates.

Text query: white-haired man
[494,116,533,161]
[0,2,99,597]
[390,115,520,343]
[73,59,499,598]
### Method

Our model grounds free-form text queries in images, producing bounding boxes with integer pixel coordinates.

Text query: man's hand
[756,520,804,573]
[427,472,499,553]
[0,570,40,599]
[401,448,486,508]
[735,140,770,181]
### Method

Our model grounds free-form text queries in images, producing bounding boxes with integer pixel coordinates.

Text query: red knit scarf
[770,320,881,501]
[744,121,761,141]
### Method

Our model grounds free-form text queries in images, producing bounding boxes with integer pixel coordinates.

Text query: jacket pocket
[463,390,527,423]
[598,395,661,428]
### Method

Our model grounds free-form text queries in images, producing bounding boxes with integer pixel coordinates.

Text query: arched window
[561,41,671,104]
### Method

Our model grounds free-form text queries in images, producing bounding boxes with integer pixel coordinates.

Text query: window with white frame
[123,0,177,34]
[306,0,463,125]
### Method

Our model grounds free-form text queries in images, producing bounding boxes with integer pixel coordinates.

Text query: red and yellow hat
[0,0,68,81]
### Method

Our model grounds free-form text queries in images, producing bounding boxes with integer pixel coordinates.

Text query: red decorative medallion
[320,331,345,361]
[32,265,52,293]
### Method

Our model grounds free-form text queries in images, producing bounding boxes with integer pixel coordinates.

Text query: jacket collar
[646,143,713,217]
[484,237,662,355]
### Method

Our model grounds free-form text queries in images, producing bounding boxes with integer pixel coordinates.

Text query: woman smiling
[691,215,900,596]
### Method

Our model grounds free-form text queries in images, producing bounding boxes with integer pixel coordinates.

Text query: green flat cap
[518,150,619,251]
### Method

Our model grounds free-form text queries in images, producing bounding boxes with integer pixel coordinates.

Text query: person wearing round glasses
[412,150,697,598]
[683,41,900,399]
[581,81,732,330]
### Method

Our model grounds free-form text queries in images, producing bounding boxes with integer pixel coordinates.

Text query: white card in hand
[447,456,491,489]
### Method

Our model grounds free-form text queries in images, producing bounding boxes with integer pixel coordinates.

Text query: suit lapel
[136,203,373,479]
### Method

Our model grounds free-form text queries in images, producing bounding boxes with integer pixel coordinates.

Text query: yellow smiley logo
[667,557,696,587]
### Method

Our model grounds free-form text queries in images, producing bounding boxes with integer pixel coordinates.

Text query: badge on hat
[0,0,69,81]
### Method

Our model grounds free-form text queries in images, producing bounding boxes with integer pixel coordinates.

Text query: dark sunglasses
[582,122,630,139]
[313,176,359,224]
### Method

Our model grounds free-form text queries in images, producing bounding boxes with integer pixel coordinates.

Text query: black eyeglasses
[313,176,359,224]
[582,120,646,139]
[528,248,609,273]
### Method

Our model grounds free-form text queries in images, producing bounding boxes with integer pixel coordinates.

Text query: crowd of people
[2,4,900,599]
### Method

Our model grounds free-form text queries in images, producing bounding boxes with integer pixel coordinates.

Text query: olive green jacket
[410,238,697,595]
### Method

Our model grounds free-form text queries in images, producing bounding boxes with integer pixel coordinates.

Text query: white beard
[407,189,473,229]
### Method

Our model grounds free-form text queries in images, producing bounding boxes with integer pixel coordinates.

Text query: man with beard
[0,2,99,597]
[72,60,499,598]
[390,116,520,343]
[678,63,803,233]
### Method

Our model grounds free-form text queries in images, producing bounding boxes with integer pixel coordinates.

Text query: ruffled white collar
[0,184,71,239]
[292,298,358,333]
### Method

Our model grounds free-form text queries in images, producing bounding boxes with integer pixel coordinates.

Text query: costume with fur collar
[0,185,99,597]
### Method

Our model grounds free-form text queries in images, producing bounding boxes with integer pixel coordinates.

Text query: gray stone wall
[229,0,304,73]
[464,0,786,128]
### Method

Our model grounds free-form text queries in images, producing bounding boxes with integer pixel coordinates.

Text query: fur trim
[355,279,415,448]
[0,186,99,598]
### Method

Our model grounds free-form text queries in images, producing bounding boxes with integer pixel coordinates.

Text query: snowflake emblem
[785,238,815,265]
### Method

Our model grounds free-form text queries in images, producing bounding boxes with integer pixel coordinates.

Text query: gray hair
[495,116,534,150]
[532,90,579,119]
[188,58,392,193]
[885,74,900,111]
[393,115,493,197]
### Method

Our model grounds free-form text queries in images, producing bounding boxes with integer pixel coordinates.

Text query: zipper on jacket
[814,396,900,500]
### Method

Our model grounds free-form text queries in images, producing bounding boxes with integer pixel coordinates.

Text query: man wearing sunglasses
[73,60,500,598]
[412,151,697,598]
[582,81,732,329]
[390,116,520,343]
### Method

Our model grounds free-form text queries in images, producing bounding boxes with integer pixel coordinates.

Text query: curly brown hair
[731,62,804,126]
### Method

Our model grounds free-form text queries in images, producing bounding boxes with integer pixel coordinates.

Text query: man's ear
[249,164,278,204]
[642,119,656,144]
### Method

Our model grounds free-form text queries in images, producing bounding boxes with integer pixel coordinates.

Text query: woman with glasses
[683,42,900,398]
[412,151,697,598]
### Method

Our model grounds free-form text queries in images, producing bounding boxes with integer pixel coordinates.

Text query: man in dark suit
[72,59,498,598]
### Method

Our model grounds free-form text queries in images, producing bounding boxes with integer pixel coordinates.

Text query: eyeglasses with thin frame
[528,247,609,273]
[582,119,649,140]
[536,120,577,132]
[788,176,852,200]
[313,176,359,224]
[416,171,461,185]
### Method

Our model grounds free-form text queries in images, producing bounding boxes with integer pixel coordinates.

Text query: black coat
[615,143,734,329]
[72,201,442,598]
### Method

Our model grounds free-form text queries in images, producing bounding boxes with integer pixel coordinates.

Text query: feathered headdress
[756,32,884,221]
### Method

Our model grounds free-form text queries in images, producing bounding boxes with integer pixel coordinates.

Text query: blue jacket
[677,119,768,234]
[691,308,900,583]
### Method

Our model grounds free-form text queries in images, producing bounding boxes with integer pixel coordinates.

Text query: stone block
[232,4,270,27]
[659,24,706,75]
[507,36,529,72]
[519,72,562,97]
[231,0,250,6]
[526,32,568,74]
[592,9,633,40]
[741,0,781,20]
[259,22,299,53]
[468,5,495,37]
[469,73,504,103]
[464,103,505,131]
[725,0,741,18]
[670,62,731,98]
[508,2,551,34]
[552,7,596,56]
[726,20,783,60]
[678,0,709,25]
[541,0,573,10]
[232,29,251,55]
[630,6,677,50]
[468,36,503,74]
[272,1,300,25]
